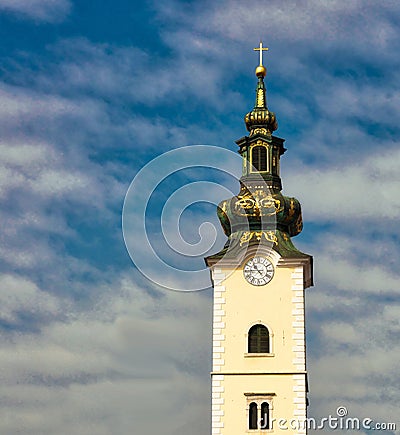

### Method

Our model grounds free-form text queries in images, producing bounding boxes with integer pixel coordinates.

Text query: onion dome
[216,185,302,238]
[214,183,305,258]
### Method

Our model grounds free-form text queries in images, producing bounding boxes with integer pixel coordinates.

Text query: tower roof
[205,43,313,265]
[245,42,278,135]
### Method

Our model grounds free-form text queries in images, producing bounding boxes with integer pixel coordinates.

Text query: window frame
[245,394,275,432]
[250,144,269,173]
[246,323,273,356]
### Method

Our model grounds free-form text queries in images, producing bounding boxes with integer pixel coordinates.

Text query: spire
[244,42,278,135]
[205,43,310,265]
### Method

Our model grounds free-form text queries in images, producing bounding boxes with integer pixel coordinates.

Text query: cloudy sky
[1,0,399,434]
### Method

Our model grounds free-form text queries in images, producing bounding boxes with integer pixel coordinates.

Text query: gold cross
[253,41,269,66]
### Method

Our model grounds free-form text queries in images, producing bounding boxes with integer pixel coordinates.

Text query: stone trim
[292,374,307,434]
[291,267,305,372]
[211,374,225,435]
[291,267,307,434]
[212,268,227,373]
[211,268,227,435]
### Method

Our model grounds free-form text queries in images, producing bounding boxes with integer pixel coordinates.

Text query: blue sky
[0,0,400,434]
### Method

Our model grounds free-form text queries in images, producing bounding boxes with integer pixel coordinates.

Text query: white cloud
[0,142,50,166]
[4,36,243,114]
[317,256,399,295]
[0,137,101,268]
[308,303,400,428]
[0,140,57,198]
[184,0,398,52]
[31,169,93,196]
[0,0,71,22]
[284,147,400,222]
[0,274,61,323]
[0,276,212,435]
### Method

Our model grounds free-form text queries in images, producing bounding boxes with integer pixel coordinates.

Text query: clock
[243,256,274,286]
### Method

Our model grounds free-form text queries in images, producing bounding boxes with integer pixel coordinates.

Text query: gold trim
[239,231,278,247]
[249,127,268,137]
[249,141,269,173]
[234,189,283,217]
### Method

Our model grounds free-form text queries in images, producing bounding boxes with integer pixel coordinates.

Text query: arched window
[248,324,270,353]
[249,402,258,430]
[251,146,267,172]
[260,402,270,429]
[246,396,274,431]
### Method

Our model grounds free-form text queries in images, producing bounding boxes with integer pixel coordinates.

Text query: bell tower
[205,44,313,434]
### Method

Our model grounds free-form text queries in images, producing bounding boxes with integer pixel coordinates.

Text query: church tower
[205,44,313,434]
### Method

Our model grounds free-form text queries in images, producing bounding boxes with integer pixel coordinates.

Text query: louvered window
[251,146,267,171]
[248,324,269,353]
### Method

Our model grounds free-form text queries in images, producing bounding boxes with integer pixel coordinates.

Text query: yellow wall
[221,266,302,373]
[222,375,299,433]
[210,258,307,435]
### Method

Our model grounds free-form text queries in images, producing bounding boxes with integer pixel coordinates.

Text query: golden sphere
[255,65,267,78]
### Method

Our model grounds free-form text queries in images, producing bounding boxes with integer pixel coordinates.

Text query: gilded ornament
[240,231,253,246]
[264,231,278,245]
[288,199,295,217]
[295,215,303,233]
[255,65,267,78]
[249,127,267,137]
[239,230,278,247]
[234,189,283,217]
[257,89,264,107]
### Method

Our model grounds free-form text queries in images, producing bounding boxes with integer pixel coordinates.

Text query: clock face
[243,256,274,286]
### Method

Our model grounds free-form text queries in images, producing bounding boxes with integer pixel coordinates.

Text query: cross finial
[253,41,269,66]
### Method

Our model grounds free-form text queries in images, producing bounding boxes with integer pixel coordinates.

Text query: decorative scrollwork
[234,189,283,217]
[263,230,278,245]
[240,231,254,246]
[239,231,278,247]
[249,127,268,137]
